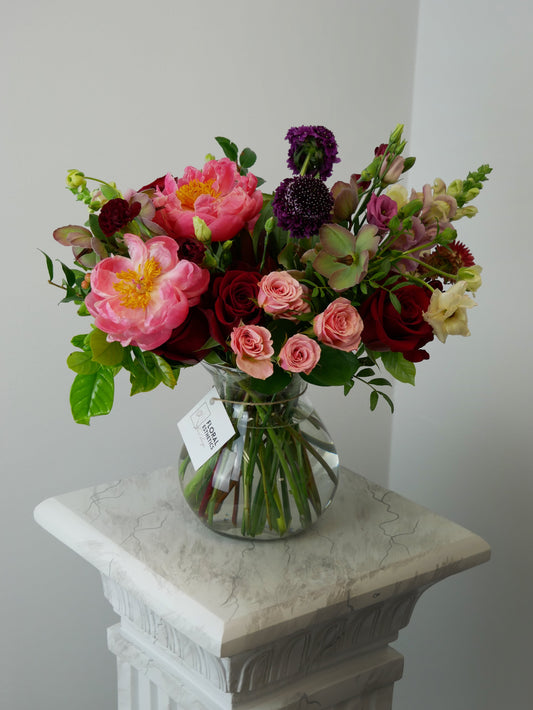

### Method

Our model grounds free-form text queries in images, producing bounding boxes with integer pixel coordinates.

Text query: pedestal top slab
[34,467,490,656]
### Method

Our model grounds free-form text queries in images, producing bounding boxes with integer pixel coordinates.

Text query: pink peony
[313,297,364,352]
[152,158,263,242]
[279,334,321,375]
[257,271,310,319]
[85,234,209,350]
[230,325,274,380]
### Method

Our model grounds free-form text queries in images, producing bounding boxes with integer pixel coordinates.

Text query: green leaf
[302,346,359,387]
[239,147,257,170]
[389,292,402,314]
[248,366,291,395]
[369,377,391,386]
[60,262,76,287]
[380,391,395,413]
[70,368,115,424]
[67,351,100,375]
[71,333,90,350]
[128,353,163,395]
[381,351,416,385]
[40,250,54,281]
[100,183,121,200]
[370,390,379,411]
[88,212,106,242]
[151,353,178,388]
[356,367,375,379]
[215,136,238,162]
[89,328,124,366]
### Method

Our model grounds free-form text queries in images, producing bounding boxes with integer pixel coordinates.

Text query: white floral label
[177,388,236,471]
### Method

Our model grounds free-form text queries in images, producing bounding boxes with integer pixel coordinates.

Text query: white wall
[1,2,419,708]
[390,2,533,709]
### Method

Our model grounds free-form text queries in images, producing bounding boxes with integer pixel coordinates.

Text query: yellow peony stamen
[176,178,219,210]
[114,257,162,309]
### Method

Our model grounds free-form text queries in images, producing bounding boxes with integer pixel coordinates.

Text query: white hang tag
[177,387,236,471]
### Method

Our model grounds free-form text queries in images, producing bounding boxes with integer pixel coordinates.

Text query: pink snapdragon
[257,271,310,319]
[85,234,209,350]
[152,158,263,242]
[230,325,274,380]
[313,297,364,352]
[279,334,321,375]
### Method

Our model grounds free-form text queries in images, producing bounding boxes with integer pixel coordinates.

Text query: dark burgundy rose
[138,175,167,193]
[213,270,262,334]
[154,307,224,364]
[175,236,206,265]
[359,284,434,362]
[98,198,141,236]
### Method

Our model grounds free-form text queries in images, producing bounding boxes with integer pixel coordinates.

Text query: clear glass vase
[178,363,339,540]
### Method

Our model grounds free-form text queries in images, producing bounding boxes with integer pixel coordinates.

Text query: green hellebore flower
[313,223,380,291]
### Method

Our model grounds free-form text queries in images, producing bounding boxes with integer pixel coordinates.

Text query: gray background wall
[1,1,530,709]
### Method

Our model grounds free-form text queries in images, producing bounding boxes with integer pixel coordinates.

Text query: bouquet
[45,124,490,537]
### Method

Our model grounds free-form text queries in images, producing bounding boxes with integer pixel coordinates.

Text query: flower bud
[464,187,480,202]
[193,216,212,243]
[389,124,404,145]
[265,216,275,234]
[447,179,463,198]
[457,265,482,292]
[66,170,86,190]
[453,205,478,220]
[381,155,405,184]
[204,153,216,162]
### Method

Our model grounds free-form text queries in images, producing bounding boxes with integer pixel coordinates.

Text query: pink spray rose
[152,158,263,242]
[230,324,274,380]
[85,234,209,350]
[279,334,321,375]
[313,297,364,352]
[257,271,310,319]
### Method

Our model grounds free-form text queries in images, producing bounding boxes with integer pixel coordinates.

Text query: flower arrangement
[46,124,490,424]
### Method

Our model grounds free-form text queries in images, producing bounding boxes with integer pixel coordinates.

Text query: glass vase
[178,363,339,540]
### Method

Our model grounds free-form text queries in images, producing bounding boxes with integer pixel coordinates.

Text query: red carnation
[98,198,141,236]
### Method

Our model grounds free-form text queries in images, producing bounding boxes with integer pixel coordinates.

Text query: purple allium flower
[272,175,334,239]
[285,125,340,180]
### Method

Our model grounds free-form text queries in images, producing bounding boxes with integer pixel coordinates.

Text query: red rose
[154,307,223,364]
[359,284,434,362]
[213,270,262,335]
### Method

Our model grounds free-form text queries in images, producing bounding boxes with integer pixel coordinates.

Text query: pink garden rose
[257,271,310,319]
[152,158,263,243]
[313,297,364,352]
[279,334,321,375]
[230,324,274,380]
[85,234,209,350]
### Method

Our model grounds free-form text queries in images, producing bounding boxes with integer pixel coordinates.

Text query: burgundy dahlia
[285,125,340,180]
[272,175,334,239]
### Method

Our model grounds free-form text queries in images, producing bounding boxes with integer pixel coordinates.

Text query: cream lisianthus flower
[423,281,476,343]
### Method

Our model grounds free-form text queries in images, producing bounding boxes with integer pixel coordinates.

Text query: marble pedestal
[34,467,490,709]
